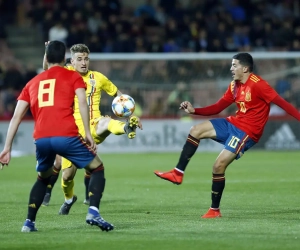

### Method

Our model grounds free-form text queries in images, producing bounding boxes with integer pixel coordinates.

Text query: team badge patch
[89,73,95,85]
[245,90,251,102]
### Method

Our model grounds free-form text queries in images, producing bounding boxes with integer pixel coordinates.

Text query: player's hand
[179,101,195,114]
[0,149,11,170]
[45,41,50,47]
[85,134,97,152]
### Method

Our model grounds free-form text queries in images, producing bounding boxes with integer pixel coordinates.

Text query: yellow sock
[108,119,125,135]
[61,178,74,200]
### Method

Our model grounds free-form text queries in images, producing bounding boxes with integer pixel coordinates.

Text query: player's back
[24,66,84,139]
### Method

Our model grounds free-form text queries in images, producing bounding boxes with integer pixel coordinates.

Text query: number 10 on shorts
[228,136,240,148]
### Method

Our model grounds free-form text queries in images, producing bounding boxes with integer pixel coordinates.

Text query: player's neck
[48,63,64,69]
[78,71,89,76]
[240,73,251,84]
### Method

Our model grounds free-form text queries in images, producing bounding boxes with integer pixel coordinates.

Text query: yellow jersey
[65,66,118,121]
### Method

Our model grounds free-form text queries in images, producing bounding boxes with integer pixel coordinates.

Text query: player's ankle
[174,168,184,176]
[65,197,74,204]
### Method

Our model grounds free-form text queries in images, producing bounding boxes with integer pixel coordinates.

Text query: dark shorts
[210,118,256,159]
[34,136,96,172]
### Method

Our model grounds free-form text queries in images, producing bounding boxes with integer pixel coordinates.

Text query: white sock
[65,197,73,204]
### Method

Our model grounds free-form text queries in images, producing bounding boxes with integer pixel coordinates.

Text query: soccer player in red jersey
[154,53,300,218]
[0,41,114,232]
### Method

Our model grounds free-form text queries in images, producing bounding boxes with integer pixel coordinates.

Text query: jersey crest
[245,90,251,102]
[89,73,95,86]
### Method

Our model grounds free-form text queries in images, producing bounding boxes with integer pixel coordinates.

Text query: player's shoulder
[28,69,49,83]
[50,65,74,74]
[62,67,82,80]
[64,65,75,71]
[26,73,40,86]
[249,73,264,84]
[249,74,272,90]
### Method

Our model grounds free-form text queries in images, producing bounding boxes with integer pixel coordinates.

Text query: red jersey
[223,73,278,142]
[18,66,86,139]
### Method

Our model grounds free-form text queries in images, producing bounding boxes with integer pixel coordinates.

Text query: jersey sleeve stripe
[250,75,260,82]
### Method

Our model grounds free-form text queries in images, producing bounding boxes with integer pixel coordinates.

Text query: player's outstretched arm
[180,98,232,116]
[272,95,300,120]
[75,87,96,151]
[0,100,29,167]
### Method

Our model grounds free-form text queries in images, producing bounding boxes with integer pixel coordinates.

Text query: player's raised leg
[42,154,62,206]
[96,116,139,140]
[154,121,216,184]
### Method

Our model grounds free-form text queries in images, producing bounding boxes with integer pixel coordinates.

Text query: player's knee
[39,167,53,179]
[86,156,103,172]
[190,121,215,139]
[96,117,111,133]
[98,117,111,128]
[54,155,62,169]
[190,125,204,139]
[190,125,198,134]
[54,162,62,170]
[62,173,73,181]
[212,162,226,174]
[62,169,75,181]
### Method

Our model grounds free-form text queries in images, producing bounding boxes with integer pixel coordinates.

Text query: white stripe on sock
[175,168,184,174]
[89,206,99,213]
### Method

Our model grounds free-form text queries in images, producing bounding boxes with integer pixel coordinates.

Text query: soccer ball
[112,94,135,118]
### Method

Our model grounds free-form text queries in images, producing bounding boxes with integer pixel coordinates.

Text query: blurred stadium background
[1,0,300,153]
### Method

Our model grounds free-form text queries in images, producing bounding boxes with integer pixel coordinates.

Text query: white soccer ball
[112,94,135,118]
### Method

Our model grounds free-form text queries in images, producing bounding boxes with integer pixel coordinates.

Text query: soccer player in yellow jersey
[41,43,142,212]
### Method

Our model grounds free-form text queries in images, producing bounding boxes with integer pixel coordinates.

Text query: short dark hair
[64,58,71,66]
[232,53,254,72]
[46,41,66,64]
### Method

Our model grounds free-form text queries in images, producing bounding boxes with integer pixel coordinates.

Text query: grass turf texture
[0,151,299,250]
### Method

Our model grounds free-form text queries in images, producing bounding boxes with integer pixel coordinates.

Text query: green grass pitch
[0,151,299,250]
